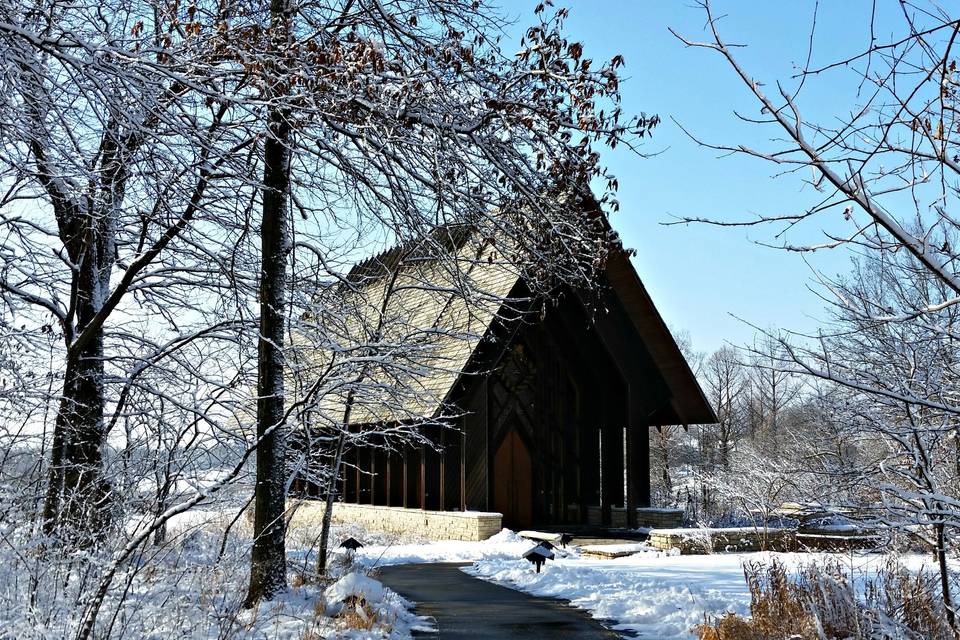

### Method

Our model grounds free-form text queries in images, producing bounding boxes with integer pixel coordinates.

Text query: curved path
[378,563,621,639]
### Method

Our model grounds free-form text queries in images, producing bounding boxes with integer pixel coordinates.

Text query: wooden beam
[439,428,446,510]
[402,446,409,508]
[354,448,361,503]
[420,443,426,511]
[385,448,391,506]
[369,445,377,505]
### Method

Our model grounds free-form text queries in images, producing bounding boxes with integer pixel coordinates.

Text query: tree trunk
[316,429,347,575]
[42,260,110,538]
[935,522,956,630]
[245,10,291,602]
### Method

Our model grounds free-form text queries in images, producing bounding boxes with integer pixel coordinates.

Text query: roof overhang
[604,249,718,426]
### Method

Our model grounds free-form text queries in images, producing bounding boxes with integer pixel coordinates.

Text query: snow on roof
[300,224,521,426]
[297,217,717,427]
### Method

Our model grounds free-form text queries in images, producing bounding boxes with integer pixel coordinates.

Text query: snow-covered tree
[233,0,656,603]
[0,0,259,540]
[674,0,960,625]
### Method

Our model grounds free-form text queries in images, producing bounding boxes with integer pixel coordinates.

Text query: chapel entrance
[492,428,532,529]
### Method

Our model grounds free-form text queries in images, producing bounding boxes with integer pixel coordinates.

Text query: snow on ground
[100,512,947,640]
[353,528,532,567]
[339,524,945,640]
[465,546,946,639]
[0,503,430,639]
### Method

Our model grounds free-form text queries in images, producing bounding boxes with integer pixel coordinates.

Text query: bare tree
[702,346,748,471]
[234,0,655,603]
[245,0,294,607]
[672,1,960,624]
[0,0,258,539]
[746,337,801,437]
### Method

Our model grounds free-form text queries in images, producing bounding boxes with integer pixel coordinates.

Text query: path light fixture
[522,544,554,573]
[339,537,364,552]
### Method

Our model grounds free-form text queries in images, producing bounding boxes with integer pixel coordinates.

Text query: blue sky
[504,1,901,354]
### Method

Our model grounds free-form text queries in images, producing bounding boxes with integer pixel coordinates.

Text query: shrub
[695,558,956,640]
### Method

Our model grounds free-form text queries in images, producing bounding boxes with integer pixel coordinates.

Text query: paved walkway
[377,563,622,639]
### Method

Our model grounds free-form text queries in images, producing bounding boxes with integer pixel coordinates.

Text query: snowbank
[325,573,385,611]
[353,528,531,567]
[466,550,945,639]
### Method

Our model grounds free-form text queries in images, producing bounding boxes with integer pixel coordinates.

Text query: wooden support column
[443,425,464,511]
[369,445,377,505]
[638,427,651,507]
[404,444,423,509]
[423,426,443,510]
[384,448,392,505]
[625,426,648,526]
[343,447,360,503]
[420,443,427,510]
[402,446,409,508]
[372,445,389,506]
[439,428,446,510]
[461,427,467,511]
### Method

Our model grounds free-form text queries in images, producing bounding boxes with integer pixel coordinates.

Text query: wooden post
[385,448,392,506]
[420,443,426,511]
[402,446,409,508]
[624,384,636,528]
[439,428,446,510]
[369,445,377,505]
[353,447,363,504]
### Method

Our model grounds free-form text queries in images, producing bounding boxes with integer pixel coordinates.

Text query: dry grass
[336,596,379,631]
[863,558,955,639]
[290,571,314,589]
[695,558,957,640]
[697,614,764,640]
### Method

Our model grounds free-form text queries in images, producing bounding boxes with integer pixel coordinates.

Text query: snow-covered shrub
[676,530,713,555]
[695,558,956,640]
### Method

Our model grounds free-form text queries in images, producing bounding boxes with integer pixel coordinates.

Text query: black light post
[522,544,555,573]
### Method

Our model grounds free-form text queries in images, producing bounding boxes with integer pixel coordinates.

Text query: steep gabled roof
[303,223,716,427]
[604,249,717,425]
[302,225,520,426]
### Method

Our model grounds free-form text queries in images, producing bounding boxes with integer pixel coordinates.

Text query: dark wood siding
[463,377,488,510]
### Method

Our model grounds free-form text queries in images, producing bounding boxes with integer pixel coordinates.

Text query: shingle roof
[299,225,522,426]
[297,223,717,428]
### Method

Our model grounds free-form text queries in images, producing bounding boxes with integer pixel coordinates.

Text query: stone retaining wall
[288,500,502,541]
[647,527,797,554]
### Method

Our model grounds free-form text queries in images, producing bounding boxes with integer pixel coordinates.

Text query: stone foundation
[586,505,602,526]
[288,500,502,541]
[610,507,628,528]
[635,507,684,529]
